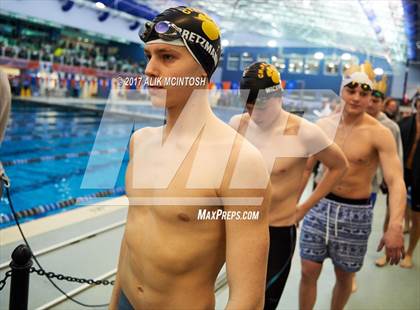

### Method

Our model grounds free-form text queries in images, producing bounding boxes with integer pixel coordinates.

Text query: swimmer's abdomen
[122,205,225,302]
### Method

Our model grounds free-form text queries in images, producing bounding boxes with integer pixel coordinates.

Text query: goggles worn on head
[139,21,183,42]
[241,87,282,108]
[344,81,372,92]
[372,90,385,99]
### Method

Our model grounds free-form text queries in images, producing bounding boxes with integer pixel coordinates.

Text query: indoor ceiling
[137,0,409,64]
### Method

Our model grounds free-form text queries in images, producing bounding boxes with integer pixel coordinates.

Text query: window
[304,57,320,75]
[323,57,340,75]
[227,53,240,71]
[273,57,286,73]
[288,55,303,74]
[257,53,270,63]
[341,56,359,73]
[240,52,254,70]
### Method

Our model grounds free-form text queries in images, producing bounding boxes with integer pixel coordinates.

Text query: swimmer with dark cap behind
[229,62,348,309]
[110,7,271,309]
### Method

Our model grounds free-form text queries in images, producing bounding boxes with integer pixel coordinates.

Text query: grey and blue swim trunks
[300,193,373,273]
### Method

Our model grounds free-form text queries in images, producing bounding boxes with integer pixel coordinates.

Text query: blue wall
[221,46,393,95]
[116,42,145,63]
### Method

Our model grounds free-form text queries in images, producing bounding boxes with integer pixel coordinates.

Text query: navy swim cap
[140,6,221,79]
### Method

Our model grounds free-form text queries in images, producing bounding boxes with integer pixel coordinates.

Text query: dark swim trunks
[118,290,134,310]
[264,225,296,310]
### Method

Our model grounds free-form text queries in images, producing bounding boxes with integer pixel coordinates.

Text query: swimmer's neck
[164,95,212,138]
[255,106,284,131]
[341,110,364,126]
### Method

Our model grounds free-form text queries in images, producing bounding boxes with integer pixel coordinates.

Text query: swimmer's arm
[376,128,406,264]
[297,119,332,198]
[224,187,271,310]
[297,143,348,222]
[222,148,271,309]
[109,130,140,308]
[298,156,317,201]
[109,233,127,310]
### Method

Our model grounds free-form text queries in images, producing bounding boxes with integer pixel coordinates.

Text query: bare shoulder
[363,114,394,148]
[234,132,263,159]
[316,112,341,131]
[131,126,161,141]
[283,112,301,134]
[227,132,269,189]
[220,115,267,167]
[298,115,321,132]
[364,113,388,134]
[229,113,249,129]
[297,115,333,154]
[210,116,269,190]
[129,126,162,157]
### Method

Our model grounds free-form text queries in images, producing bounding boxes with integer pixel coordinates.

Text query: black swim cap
[140,6,221,79]
[240,62,283,104]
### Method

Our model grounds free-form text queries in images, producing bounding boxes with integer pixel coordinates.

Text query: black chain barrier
[0,267,115,292]
[0,173,114,308]
[0,270,12,291]
[30,267,115,286]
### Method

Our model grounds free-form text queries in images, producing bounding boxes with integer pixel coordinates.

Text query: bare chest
[270,157,307,179]
[335,127,377,167]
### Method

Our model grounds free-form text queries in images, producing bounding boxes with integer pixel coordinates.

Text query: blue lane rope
[2,146,127,167]
[0,186,125,226]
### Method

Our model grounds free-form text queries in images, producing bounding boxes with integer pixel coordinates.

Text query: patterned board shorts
[300,193,373,273]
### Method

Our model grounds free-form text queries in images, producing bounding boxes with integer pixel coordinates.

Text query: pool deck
[0,186,419,309]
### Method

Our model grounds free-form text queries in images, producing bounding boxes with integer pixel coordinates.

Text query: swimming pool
[0,100,161,229]
[0,97,321,229]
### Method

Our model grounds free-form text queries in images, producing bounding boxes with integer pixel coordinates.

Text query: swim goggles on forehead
[139,21,183,42]
[240,85,283,107]
[372,90,385,99]
[344,81,372,92]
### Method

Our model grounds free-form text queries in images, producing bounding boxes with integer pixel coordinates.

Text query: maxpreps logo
[178,7,220,66]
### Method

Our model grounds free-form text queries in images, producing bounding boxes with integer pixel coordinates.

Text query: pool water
[0,98,318,229]
[0,100,161,229]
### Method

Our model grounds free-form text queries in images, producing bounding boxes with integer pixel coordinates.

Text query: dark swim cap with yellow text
[240,62,283,104]
[140,6,221,79]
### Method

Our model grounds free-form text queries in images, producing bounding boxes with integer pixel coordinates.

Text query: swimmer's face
[366,96,383,117]
[144,43,206,108]
[246,96,281,127]
[341,84,371,115]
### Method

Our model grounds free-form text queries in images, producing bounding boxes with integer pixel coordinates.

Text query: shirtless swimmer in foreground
[110,7,271,310]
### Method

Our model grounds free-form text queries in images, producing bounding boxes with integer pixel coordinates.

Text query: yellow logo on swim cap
[266,65,280,84]
[180,7,220,40]
[196,13,220,41]
[258,64,265,79]
[257,63,280,84]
